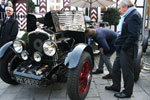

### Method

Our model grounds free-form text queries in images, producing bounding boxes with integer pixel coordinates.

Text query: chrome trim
[28,28,52,38]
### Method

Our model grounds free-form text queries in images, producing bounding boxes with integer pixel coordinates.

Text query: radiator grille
[28,32,49,52]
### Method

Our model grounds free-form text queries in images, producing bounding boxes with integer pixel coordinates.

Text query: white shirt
[1,5,4,9]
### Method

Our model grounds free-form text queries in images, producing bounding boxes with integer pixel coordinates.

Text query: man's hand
[100,48,104,54]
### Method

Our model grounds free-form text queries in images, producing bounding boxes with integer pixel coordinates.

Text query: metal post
[134,0,137,5]
[142,0,147,36]
[116,0,118,8]
[90,0,92,17]
[147,5,150,28]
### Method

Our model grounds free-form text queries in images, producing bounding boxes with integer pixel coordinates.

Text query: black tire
[134,48,143,82]
[0,50,19,85]
[142,36,148,53]
[67,52,93,100]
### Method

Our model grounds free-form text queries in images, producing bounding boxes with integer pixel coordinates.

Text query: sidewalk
[0,53,150,100]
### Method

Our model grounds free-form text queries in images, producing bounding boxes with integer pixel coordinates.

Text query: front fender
[64,43,94,69]
[0,41,13,59]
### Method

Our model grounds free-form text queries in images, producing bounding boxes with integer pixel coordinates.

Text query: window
[50,0,54,3]
[56,5,61,10]
[56,0,60,3]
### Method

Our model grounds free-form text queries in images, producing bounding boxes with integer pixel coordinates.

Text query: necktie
[5,17,8,23]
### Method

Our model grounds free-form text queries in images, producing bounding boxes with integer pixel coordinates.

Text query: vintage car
[0,10,94,100]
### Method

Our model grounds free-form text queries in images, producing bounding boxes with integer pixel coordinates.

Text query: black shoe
[92,69,103,74]
[105,86,120,92]
[102,74,112,79]
[114,91,131,98]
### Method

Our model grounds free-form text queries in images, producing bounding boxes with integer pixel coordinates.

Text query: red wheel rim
[7,55,15,75]
[79,60,91,94]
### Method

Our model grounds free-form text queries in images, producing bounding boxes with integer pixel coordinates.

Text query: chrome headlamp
[33,52,42,62]
[21,50,28,60]
[13,40,23,53]
[43,40,57,56]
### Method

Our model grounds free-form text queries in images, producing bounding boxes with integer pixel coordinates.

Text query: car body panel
[64,43,94,69]
[0,41,13,59]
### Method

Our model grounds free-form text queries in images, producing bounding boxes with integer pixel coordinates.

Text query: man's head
[118,0,134,15]
[85,28,96,39]
[1,0,5,5]
[5,7,14,17]
[8,1,13,7]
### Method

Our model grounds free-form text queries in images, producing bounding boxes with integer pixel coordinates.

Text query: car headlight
[21,50,28,60]
[43,40,57,56]
[13,40,23,53]
[33,52,42,62]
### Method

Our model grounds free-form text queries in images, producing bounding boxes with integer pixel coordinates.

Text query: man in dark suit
[105,0,142,98]
[85,28,117,79]
[0,6,18,47]
[0,0,6,21]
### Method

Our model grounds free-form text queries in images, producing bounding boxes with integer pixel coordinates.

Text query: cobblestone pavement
[0,51,150,100]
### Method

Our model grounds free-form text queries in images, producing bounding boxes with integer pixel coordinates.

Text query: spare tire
[142,36,148,53]
[134,48,143,82]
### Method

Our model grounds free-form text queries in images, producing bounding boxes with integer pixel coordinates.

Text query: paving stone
[14,88,35,99]
[86,87,99,98]
[93,76,109,85]
[0,89,6,97]
[85,98,100,100]
[49,98,67,100]
[132,91,150,100]
[99,92,118,100]
[2,85,22,94]
[133,83,143,92]
[0,93,17,100]
[0,82,10,89]
[50,83,67,99]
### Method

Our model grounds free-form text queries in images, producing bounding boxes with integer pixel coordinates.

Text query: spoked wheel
[0,50,20,85]
[79,59,91,94]
[134,46,143,82]
[67,52,93,100]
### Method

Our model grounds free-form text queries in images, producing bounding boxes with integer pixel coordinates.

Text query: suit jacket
[115,9,142,52]
[0,4,5,20]
[94,28,117,55]
[0,16,18,47]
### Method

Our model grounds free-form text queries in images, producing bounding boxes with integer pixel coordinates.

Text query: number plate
[15,75,42,86]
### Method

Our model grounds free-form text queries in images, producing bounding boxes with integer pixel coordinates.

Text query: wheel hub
[79,60,91,94]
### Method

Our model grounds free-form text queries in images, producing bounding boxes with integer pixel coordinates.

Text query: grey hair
[5,6,14,12]
[118,0,134,7]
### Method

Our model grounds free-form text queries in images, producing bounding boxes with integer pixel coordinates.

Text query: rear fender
[0,41,13,59]
[64,43,94,69]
